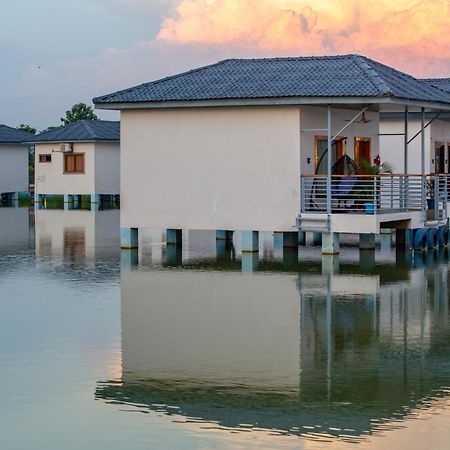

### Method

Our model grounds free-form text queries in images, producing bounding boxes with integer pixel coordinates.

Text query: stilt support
[121,227,138,249]
[396,228,413,250]
[313,232,322,246]
[167,229,182,247]
[242,253,259,273]
[216,230,234,241]
[359,233,376,250]
[241,231,259,253]
[298,231,306,246]
[322,233,339,255]
[322,255,339,275]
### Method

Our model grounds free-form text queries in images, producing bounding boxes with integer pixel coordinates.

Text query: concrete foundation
[167,229,182,247]
[121,227,139,249]
[322,233,339,255]
[242,231,259,253]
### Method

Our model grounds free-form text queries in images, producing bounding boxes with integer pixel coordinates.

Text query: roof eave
[27,139,120,145]
[94,96,450,112]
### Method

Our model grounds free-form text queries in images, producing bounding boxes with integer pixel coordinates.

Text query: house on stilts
[93,54,450,255]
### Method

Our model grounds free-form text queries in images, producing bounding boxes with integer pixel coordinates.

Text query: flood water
[1,206,450,450]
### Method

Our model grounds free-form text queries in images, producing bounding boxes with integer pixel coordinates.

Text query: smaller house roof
[28,120,120,144]
[0,124,34,145]
[422,78,450,94]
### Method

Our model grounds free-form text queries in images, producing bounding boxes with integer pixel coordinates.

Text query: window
[39,154,52,163]
[64,153,85,174]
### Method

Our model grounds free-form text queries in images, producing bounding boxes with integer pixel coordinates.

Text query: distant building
[0,124,33,202]
[94,55,450,254]
[30,120,120,207]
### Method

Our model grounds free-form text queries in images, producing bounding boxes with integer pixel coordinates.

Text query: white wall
[0,145,29,193]
[94,142,120,194]
[121,106,301,232]
[35,143,95,195]
[121,270,300,388]
[300,106,380,175]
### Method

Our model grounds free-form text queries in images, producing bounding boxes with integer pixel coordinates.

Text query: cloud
[156,0,450,75]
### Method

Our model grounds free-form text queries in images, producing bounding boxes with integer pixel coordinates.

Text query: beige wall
[121,106,301,232]
[95,142,120,194]
[35,142,120,195]
[0,145,28,193]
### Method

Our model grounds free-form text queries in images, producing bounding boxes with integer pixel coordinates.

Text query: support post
[298,231,306,246]
[404,106,409,174]
[121,227,138,249]
[242,253,259,273]
[322,233,339,255]
[216,230,234,241]
[167,229,182,247]
[322,255,339,275]
[359,233,376,250]
[11,192,19,203]
[327,106,332,214]
[121,249,138,269]
[274,231,298,248]
[421,107,426,220]
[241,231,259,253]
[396,228,413,250]
[63,194,73,203]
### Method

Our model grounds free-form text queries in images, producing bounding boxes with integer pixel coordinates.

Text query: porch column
[421,107,426,218]
[404,106,409,173]
[327,105,332,213]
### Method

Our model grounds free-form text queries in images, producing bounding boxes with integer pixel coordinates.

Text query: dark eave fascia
[0,141,32,146]
[27,139,120,145]
[94,95,450,112]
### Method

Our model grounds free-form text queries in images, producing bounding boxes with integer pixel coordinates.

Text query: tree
[41,125,61,133]
[17,124,37,134]
[61,103,97,125]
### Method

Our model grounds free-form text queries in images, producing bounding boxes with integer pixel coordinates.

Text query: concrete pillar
[34,193,42,203]
[64,194,73,203]
[283,247,298,267]
[242,253,259,273]
[121,227,138,249]
[298,231,306,246]
[216,230,234,241]
[11,192,19,202]
[216,240,233,260]
[73,195,81,208]
[396,228,413,250]
[241,231,259,253]
[167,229,182,247]
[313,232,322,246]
[359,233,376,250]
[322,255,339,275]
[90,194,101,204]
[121,249,138,269]
[380,232,392,253]
[322,233,339,255]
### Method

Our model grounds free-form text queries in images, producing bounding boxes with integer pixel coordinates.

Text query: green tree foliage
[61,103,97,125]
[17,124,37,134]
[41,125,61,133]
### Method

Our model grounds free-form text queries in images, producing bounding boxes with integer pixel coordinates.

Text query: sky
[1,0,450,130]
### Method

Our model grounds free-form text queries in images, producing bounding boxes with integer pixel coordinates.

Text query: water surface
[1,207,449,449]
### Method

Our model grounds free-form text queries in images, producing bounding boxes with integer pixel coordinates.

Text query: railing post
[300,176,305,213]
[390,175,394,209]
[373,176,377,214]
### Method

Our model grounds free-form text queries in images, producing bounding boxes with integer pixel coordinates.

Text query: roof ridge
[350,55,393,97]
[93,59,232,103]
[82,120,97,140]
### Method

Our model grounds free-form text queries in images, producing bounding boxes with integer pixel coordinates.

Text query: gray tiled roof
[0,125,34,144]
[93,55,450,106]
[28,120,120,143]
[422,78,450,94]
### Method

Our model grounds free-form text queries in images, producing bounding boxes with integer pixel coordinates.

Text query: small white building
[0,124,33,202]
[94,55,450,254]
[31,120,120,207]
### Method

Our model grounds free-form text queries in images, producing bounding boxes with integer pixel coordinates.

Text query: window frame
[39,154,52,163]
[63,152,85,175]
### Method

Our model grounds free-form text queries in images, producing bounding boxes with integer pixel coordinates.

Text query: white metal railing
[300,174,449,218]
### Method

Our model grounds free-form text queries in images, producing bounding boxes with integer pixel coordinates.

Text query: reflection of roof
[27,120,120,144]
[0,124,34,144]
[95,377,450,441]
[94,55,450,107]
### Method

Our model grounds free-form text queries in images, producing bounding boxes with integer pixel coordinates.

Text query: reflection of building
[35,209,119,261]
[0,207,31,252]
[97,261,450,440]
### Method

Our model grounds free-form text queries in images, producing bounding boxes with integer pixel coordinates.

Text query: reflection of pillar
[359,233,375,250]
[326,275,332,401]
[359,249,375,271]
[283,247,298,267]
[322,233,339,255]
[322,255,339,275]
[216,239,233,261]
[242,252,259,273]
[167,229,182,247]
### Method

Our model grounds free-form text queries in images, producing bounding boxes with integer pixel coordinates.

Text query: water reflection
[97,251,450,443]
